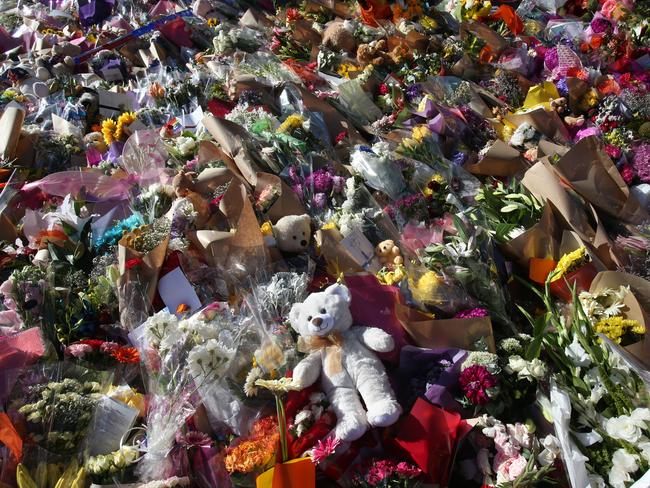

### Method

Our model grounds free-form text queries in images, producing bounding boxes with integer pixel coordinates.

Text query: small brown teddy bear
[356,40,407,66]
[549,97,567,114]
[375,240,403,268]
[322,21,357,55]
[172,171,198,198]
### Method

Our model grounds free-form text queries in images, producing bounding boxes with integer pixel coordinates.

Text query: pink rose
[600,0,626,19]
[495,453,528,484]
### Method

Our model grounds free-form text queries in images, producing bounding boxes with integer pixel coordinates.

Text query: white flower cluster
[507,356,547,381]
[86,445,139,477]
[138,476,191,488]
[578,286,630,323]
[290,392,329,438]
[143,310,182,353]
[225,103,277,131]
[187,339,236,382]
[462,351,500,374]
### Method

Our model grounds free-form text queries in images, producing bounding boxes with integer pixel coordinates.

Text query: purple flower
[555,78,569,97]
[459,365,497,405]
[312,192,327,210]
[405,84,422,102]
[544,48,558,71]
[451,152,467,166]
[455,308,489,318]
[590,17,611,34]
[632,143,650,184]
[306,168,334,193]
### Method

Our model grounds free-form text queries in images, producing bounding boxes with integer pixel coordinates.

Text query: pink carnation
[65,343,94,358]
[100,341,120,353]
[395,461,421,478]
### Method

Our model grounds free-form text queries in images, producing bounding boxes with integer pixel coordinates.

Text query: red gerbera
[112,346,141,364]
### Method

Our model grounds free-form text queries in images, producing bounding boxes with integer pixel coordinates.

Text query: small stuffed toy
[274,214,311,253]
[289,283,402,441]
[321,21,357,55]
[375,240,403,267]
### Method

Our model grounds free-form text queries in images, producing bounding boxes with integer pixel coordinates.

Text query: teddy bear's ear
[288,303,302,331]
[324,283,351,303]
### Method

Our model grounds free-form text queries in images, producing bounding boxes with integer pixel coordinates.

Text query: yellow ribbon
[297,332,344,376]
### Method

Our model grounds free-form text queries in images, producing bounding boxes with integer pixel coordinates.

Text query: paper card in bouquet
[157,267,202,318]
[0,106,25,161]
[255,458,316,488]
[396,301,496,353]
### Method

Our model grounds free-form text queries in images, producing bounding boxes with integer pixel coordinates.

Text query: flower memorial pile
[0,0,648,486]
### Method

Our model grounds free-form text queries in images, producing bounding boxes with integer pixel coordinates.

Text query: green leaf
[501,203,524,213]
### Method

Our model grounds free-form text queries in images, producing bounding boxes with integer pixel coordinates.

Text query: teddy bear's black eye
[292,235,296,239]
[307,316,312,321]
[302,231,306,236]
[320,308,326,314]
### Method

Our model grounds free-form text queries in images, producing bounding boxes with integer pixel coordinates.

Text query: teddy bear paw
[334,416,368,442]
[366,400,402,427]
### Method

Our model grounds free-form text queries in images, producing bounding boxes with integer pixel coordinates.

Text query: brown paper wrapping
[552,136,648,224]
[396,302,496,352]
[522,161,595,241]
[502,201,561,268]
[0,107,25,160]
[314,227,365,274]
[202,115,262,186]
[196,141,250,189]
[506,108,570,144]
[460,21,507,56]
[590,271,650,367]
[465,140,526,177]
[189,174,268,278]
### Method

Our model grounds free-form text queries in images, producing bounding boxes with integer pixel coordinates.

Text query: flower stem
[275,394,288,463]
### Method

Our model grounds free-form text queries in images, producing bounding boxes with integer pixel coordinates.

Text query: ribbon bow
[298,332,345,377]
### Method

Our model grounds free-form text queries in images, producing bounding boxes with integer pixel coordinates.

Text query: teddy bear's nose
[301,240,307,246]
[311,317,323,327]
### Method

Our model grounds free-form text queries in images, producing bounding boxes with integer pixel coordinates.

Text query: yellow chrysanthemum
[207,17,219,27]
[595,317,644,344]
[550,247,588,282]
[421,15,438,30]
[260,221,274,236]
[101,118,118,145]
[410,271,440,305]
[412,125,431,143]
[321,222,338,231]
[277,114,305,134]
[115,111,137,141]
[336,63,360,79]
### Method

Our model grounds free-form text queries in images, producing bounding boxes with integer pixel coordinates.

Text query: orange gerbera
[112,346,141,364]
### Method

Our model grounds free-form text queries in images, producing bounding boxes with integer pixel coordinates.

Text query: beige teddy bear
[375,240,403,267]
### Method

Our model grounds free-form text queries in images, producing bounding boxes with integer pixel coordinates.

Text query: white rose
[508,355,527,373]
[606,416,644,443]
[609,449,639,488]
[590,384,606,403]
[631,408,650,423]
[294,409,312,425]
[527,358,547,380]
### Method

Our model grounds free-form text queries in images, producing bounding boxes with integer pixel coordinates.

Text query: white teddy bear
[289,283,402,442]
[273,214,311,253]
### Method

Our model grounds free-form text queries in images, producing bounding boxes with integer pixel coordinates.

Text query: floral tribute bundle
[0,0,648,486]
